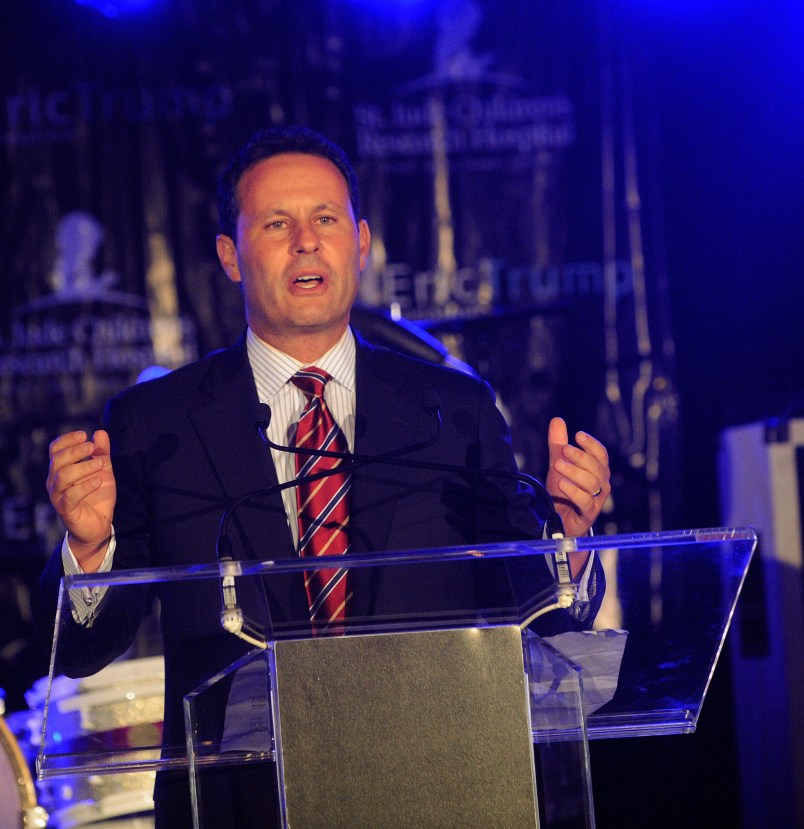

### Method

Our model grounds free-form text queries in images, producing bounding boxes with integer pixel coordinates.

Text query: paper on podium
[538,629,628,714]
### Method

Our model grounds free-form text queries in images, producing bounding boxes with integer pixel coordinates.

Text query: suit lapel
[186,336,309,634]
[188,336,295,561]
[350,336,434,555]
[348,336,446,622]
[190,334,428,561]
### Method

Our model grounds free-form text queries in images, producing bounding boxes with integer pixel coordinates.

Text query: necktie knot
[292,367,330,400]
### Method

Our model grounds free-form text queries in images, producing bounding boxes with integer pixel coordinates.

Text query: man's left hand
[546,416,611,538]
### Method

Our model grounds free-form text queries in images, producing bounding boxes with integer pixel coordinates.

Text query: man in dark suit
[39,126,611,828]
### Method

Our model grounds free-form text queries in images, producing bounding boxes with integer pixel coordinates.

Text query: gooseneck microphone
[255,394,577,620]
[216,465,365,649]
[254,390,444,463]
[222,390,443,564]
[216,391,445,647]
[255,395,566,540]
[217,389,576,647]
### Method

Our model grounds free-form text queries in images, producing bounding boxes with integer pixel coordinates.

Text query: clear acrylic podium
[37,527,756,828]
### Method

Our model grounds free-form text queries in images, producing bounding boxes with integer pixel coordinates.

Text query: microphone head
[255,402,272,432]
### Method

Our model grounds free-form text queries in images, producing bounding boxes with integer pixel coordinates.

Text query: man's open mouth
[293,274,324,285]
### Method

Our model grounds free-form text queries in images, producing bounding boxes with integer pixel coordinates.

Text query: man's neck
[249,325,351,365]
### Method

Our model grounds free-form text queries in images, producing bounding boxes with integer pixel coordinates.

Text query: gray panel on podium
[184,625,589,829]
[273,627,537,829]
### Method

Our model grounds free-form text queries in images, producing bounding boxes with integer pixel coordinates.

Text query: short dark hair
[216,126,362,241]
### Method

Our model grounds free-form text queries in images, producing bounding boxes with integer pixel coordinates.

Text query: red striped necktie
[292,367,352,634]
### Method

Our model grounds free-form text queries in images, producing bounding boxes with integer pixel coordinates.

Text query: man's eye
[318,216,335,225]
[267,221,286,230]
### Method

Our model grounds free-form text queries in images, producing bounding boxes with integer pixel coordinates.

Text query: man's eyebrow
[311,201,347,212]
[254,201,346,218]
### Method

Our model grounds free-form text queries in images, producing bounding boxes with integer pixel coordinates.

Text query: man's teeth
[295,275,323,283]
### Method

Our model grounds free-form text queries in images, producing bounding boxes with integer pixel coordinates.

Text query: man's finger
[49,460,103,507]
[90,429,111,458]
[547,416,569,464]
[576,430,610,468]
[49,431,88,460]
[48,442,100,489]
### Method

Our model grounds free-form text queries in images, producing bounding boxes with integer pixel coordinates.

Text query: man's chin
[290,314,349,336]
[251,316,349,351]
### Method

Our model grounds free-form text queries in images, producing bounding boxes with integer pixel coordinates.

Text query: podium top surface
[57,525,755,646]
[38,527,756,776]
[60,525,754,591]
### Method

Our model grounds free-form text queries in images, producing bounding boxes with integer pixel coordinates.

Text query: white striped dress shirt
[247,326,357,549]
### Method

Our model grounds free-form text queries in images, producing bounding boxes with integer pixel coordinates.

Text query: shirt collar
[246,327,356,402]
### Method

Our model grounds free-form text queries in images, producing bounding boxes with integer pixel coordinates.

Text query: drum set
[0,707,46,829]
[2,657,164,829]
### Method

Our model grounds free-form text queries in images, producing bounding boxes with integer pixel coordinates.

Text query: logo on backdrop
[51,210,119,297]
[0,211,197,552]
[0,211,197,420]
[351,0,596,320]
[353,0,575,167]
[3,82,233,146]
[359,258,635,321]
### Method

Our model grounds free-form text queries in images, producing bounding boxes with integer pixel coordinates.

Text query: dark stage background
[1,1,802,827]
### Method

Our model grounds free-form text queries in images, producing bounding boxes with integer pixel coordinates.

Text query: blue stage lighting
[348,0,430,7]
[74,0,156,18]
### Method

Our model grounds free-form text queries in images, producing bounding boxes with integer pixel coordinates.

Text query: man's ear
[216,234,241,284]
[358,219,371,272]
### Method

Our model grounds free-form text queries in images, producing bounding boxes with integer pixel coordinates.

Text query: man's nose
[292,223,320,254]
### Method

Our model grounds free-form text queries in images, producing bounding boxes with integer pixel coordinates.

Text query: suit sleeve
[33,393,155,678]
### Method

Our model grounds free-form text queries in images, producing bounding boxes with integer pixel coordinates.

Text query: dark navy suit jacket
[36,329,601,826]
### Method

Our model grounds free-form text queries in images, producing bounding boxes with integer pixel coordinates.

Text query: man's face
[216,153,370,357]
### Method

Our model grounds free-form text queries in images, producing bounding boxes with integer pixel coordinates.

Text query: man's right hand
[47,430,116,573]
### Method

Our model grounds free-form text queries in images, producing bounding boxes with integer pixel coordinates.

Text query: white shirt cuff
[543,524,596,605]
[62,530,116,626]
